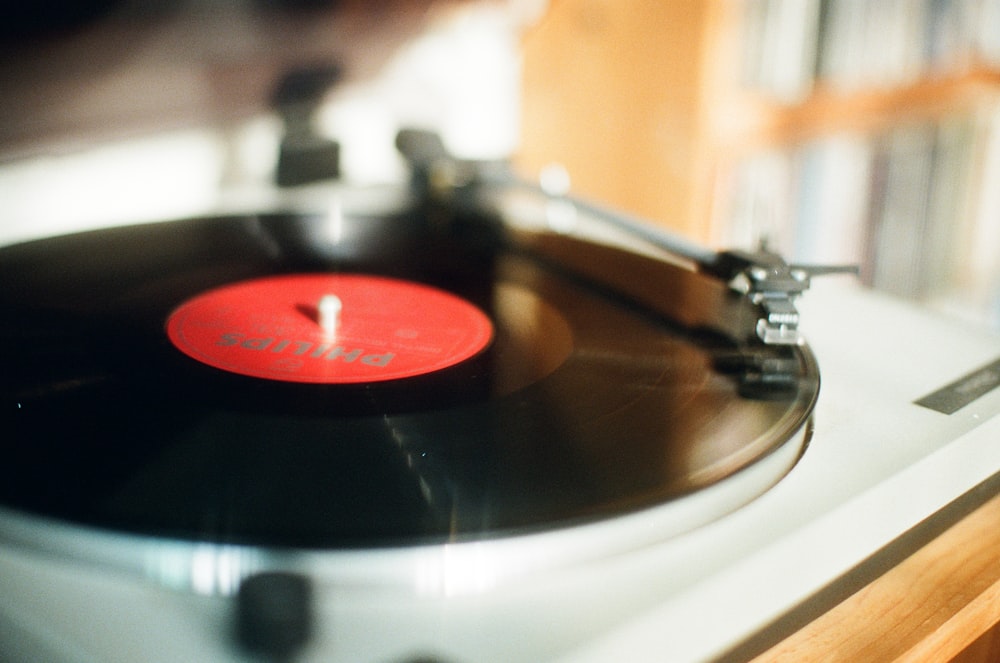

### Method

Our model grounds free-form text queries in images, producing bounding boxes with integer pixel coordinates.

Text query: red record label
[166,274,494,383]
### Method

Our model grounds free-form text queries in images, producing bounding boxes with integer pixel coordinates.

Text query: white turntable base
[556,280,1000,663]
[1,278,999,663]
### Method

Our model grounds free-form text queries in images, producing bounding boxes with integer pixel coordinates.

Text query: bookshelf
[517,0,1000,328]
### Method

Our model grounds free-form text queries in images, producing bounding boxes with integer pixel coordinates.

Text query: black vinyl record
[0,205,818,548]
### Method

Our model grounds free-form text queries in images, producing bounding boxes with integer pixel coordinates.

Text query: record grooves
[0,207,818,549]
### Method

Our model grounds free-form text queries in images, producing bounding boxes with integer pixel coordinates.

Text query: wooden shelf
[720,69,1000,152]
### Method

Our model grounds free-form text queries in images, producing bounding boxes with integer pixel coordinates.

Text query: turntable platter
[0,208,818,548]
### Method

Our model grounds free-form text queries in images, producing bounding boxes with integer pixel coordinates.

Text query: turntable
[2,4,1000,663]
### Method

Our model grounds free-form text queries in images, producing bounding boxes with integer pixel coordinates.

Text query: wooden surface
[749,490,1000,662]
[725,69,1000,152]
[519,0,736,241]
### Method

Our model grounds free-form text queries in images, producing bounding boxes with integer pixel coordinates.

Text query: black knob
[236,571,314,660]
[272,63,343,186]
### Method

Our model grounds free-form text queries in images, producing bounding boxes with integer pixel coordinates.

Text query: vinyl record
[0,205,818,548]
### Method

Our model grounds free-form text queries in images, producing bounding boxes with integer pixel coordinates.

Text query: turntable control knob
[272,64,342,187]
[236,571,314,660]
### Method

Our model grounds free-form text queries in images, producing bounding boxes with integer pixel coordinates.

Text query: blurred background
[1,0,998,328]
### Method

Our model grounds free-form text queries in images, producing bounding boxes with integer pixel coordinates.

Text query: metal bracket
[705,248,859,346]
